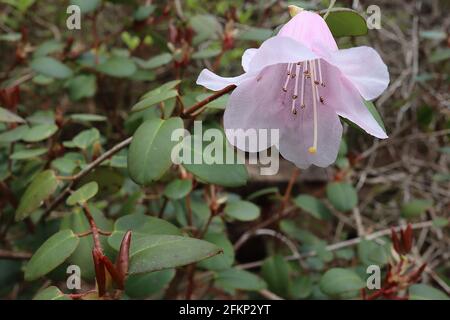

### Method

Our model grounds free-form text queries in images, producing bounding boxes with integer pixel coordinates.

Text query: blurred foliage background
[0,0,449,300]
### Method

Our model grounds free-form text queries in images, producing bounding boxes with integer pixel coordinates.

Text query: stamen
[309,60,318,154]
[300,62,306,109]
[282,63,293,92]
[317,59,325,87]
[303,61,310,78]
[311,61,321,103]
[291,63,301,115]
[292,63,300,100]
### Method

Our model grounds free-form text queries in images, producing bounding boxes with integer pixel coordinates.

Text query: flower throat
[282,59,325,154]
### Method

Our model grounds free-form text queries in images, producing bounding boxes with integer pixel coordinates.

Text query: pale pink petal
[278,11,338,55]
[241,48,257,72]
[224,65,288,152]
[326,46,389,100]
[278,97,343,169]
[322,62,388,139]
[247,36,317,74]
[196,69,251,91]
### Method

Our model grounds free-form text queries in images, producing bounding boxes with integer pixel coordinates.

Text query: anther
[292,95,298,99]
[320,96,325,104]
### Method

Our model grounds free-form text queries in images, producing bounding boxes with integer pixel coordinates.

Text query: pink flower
[196,10,389,168]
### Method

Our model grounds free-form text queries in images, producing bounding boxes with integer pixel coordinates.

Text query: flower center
[281,59,325,154]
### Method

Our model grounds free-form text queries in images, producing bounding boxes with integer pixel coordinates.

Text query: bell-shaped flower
[196,10,389,168]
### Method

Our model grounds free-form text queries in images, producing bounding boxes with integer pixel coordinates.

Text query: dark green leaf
[326,182,358,212]
[128,117,184,185]
[30,56,73,79]
[129,235,221,274]
[293,194,332,220]
[16,170,59,221]
[66,182,98,206]
[224,200,260,221]
[24,230,79,281]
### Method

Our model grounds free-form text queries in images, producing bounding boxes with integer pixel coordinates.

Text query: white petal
[248,36,317,74]
[196,69,250,91]
[322,62,388,139]
[278,93,343,169]
[224,65,288,152]
[326,46,389,100]
[241,48,257,72]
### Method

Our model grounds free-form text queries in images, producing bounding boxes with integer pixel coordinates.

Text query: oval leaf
[25,230,79,281]
[224,200,260,221]
[319,268,365,298]
[128,117,184,185]
[321,8,368,37]
[16,170,59,221]
[326,182,358,212]
[129,235,221,274]
[30,56,73,79]
[0,107,25,123]
[163,179,192,200]
[66,182,99,206]
[294,194,332,220]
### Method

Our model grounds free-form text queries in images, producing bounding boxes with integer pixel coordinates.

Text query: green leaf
[128,235,221,274]
[70,0,101,13]
[128,117,184,185]
[420,30,447,40]
[69,114,106,123]
[133,5,155,21]
[293,194,332,220]
[198,233,234,271]
[0,125,28,143]
[224,200,260,221]
[96,56,137,78]
[60,206,112,280]
[237,27,273,41]
[72,128,100,150]
[33,286,70,300]
[66,182,98,206]
[195,93,229,110]
[290,276,313,299]
[215,268,266,292]
[190,15,222,43]
[321,8,368,37]
[163,179,192,200]
[16,170,59,221]
[30,56,73,79]
[126,269,175,298]
[358,240,389,266]
[10,148,47,160]
[108,214,181,251]
[246,187,279,200]
[409,284,449,300]
[79,167,124,197]
[363,100,386,133]
[131,90,178,112]
[66,75,97,101]
[326,182,358,212]
[319,268,365,298]
[261,255,290,297]
[0,107,26,123]
[429,48,450,63]
[33,40,64,58]
[135,53,172,69]
[401,199,433,219]
[24,230,79,281]
[192,48,222,60]
[432,217,448,228]
[22,124,58,142]
[181,133,249,187]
